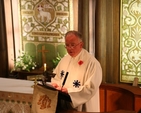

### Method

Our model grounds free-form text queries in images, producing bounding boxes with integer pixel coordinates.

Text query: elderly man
[51,30,102,112]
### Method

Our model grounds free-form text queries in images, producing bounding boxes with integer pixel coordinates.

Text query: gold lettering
[31,32,60,37]
[56,11,69,16]
[21,10,33,15]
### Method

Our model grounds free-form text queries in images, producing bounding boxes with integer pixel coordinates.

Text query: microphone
[61,72,69,89]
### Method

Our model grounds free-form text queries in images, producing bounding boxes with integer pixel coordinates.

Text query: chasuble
[51,49,102,112]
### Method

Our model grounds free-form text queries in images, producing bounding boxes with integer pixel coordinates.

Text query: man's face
[65,34,83,57]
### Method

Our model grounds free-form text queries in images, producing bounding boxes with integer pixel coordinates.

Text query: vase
[16,68,22,71]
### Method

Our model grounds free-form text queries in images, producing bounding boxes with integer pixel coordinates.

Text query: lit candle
[44,63,46,72]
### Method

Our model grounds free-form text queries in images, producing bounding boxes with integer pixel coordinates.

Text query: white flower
[13,51,36,72]
[32,67,35,70]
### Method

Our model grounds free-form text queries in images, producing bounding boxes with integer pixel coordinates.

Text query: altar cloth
[0,77,34,113]
[0,77,34,94]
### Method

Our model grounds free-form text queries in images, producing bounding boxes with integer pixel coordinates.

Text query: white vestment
[51,49,102,112]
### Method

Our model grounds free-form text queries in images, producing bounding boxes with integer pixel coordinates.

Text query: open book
[39,82,71,102]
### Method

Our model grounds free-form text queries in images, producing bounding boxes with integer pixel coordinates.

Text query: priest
[51,30,102,112]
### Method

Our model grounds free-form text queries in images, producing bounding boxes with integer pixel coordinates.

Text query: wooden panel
[134,96,141,112]
[100,83,141,112]
[106,90,122,111]
[106,90,133,111]
[100,88,105,112]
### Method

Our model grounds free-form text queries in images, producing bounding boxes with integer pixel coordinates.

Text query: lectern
[31,83,71,113]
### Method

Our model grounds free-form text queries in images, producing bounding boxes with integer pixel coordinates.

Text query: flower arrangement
[13,51,37,72]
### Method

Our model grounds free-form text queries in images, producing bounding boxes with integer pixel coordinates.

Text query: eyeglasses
[64,42,82,49]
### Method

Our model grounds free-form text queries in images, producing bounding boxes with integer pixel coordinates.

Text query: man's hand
[56,86,68,93]
[51,83,68,93]
[51,83,59,88]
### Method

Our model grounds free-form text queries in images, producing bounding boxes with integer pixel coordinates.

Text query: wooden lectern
[32,83,71,113]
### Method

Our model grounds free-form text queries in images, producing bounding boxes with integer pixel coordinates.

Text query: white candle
[44,63,46,71]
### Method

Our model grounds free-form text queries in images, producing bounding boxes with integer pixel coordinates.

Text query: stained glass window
[120,0,141,84]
